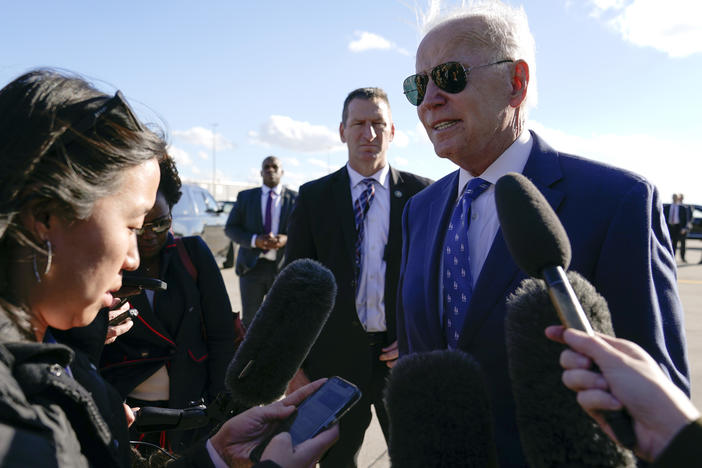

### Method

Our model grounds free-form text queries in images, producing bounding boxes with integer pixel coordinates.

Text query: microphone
[505,273,636,467]
[132,259,336,432]
[225,258,337,407]
[384,350,498,468]
[495,172,637,463]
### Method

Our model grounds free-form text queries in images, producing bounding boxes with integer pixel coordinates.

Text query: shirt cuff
[251,235,257,248]
[206,439,229,468]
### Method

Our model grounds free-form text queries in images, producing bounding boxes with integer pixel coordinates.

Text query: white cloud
[197,150,209,161]
[393,156,409,167]
[307,158,337,171]
[348,31,410,56]
[167,145,192,167]
[588,0,702,57]
[281,156,301,167]
[393,129,410,148]
[249,115,345,153]
[527,120,701,203]
[173,126,234,151]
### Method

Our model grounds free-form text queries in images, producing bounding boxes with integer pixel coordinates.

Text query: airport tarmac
[220,239,702,467]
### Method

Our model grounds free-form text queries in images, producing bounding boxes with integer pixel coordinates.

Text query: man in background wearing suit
[396,3,688,467]
[225,156,297,326]
[285,87,431,467]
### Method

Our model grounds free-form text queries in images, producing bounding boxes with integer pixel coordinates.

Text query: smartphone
[111,276,168,309]
[108,308,139,326]
[283,376,362,446]
[250,376,361,463]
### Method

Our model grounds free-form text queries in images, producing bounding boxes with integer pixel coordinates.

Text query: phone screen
[286,377,361,446]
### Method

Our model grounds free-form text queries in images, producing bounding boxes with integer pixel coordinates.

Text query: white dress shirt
[250,184,283,261]
[347,163,390,332]
[438,131,533,322]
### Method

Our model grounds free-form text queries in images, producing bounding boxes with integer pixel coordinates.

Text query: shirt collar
[347,163,390,191]
[457,130,532,197]
[262,184,282,196]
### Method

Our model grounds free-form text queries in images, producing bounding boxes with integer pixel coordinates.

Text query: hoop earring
[32,240,53,283]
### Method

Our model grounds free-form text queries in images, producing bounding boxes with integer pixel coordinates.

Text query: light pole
[211,123,218,194]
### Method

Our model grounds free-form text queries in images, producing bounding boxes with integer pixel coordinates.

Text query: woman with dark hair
[101,155,241,454]
[0,69,337,467]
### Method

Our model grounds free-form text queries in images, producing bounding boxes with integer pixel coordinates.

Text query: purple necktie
[442,177,491,348]
[262,189,274,253]
[353,179,376,291]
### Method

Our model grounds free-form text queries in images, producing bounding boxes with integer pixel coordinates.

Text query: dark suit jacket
[397,131,689,467]
[225,186,297,276]
[664,203,692,229]
[285,165,431,392]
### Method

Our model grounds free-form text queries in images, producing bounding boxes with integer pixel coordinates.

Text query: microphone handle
[542,266,637,449]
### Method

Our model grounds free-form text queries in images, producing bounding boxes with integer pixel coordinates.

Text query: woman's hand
[210,379,338,467]
[105,300,134,344]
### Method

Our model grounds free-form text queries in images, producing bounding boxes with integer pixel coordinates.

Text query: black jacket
[0,311,126,468]
[284,165,431,390]
[100,235,236,451]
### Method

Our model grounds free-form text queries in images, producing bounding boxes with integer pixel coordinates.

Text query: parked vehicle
[172,184,230,262]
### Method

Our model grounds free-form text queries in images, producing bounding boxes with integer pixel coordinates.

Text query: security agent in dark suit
[664,193,691,261]
[225,156,297,326]
[284,87,431,468]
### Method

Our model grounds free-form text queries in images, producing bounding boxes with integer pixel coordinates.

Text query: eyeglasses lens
[136,218,171,236]
[403,62,467,106]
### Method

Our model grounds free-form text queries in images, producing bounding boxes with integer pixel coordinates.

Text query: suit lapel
[251,187,264,232]
[388,167,405,250]
[457,132,566,349]
[278,188,293,232]
[332,167,357,268]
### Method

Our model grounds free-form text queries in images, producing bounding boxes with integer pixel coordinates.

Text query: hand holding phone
[250,376,361,462]
[108,308,139,326]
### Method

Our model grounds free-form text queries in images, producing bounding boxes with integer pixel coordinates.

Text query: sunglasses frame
[61,90,145,146]
[403,59,513,106]
[134,215,172,236]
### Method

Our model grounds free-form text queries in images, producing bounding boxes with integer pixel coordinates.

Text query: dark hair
[0,69,166,319]
[159,154,182,208]
[341,87,390,126]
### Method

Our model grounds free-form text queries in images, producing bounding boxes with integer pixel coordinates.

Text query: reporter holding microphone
[0,68,336,467]
[546,325,702,465]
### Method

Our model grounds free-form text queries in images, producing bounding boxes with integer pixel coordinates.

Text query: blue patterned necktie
[353,178,376,291]
[442,177,491,348]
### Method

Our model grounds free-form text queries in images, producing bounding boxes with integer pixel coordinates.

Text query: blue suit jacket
[397,131,689,467]
[225,186,297,276]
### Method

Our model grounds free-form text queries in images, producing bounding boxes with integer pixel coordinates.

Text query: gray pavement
[219,239,702,467]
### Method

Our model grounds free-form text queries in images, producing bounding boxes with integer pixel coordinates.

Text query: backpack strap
[175,237,198,282]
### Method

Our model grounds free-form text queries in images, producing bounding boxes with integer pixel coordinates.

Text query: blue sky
[2,0,701,203]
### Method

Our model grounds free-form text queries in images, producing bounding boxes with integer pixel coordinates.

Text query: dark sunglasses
[134,216,172,236]
[62,90,144,145]
[403,59,513,106]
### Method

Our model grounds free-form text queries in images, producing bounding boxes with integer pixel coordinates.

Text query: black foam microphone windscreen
[225,258,336,407]
[505,272,636,467]
[384,350,498,468]
[494,172,571,276]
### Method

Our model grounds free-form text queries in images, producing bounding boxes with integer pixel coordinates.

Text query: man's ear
[389,122,395,142]
[509,60,529,108]
[339,121,347,143]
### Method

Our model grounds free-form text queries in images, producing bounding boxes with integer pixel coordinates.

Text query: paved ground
[219,239,702,467]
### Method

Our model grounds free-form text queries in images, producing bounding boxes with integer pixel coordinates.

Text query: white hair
[416,0,538,113]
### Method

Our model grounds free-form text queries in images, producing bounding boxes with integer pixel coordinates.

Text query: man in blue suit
[396,3,689,467]
[225,156,297,326]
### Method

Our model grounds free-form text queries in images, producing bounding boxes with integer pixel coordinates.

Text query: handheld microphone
[505,273,636,467]
[495,172,637,458]
[225,258,336,407]
[384,350,498,468]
